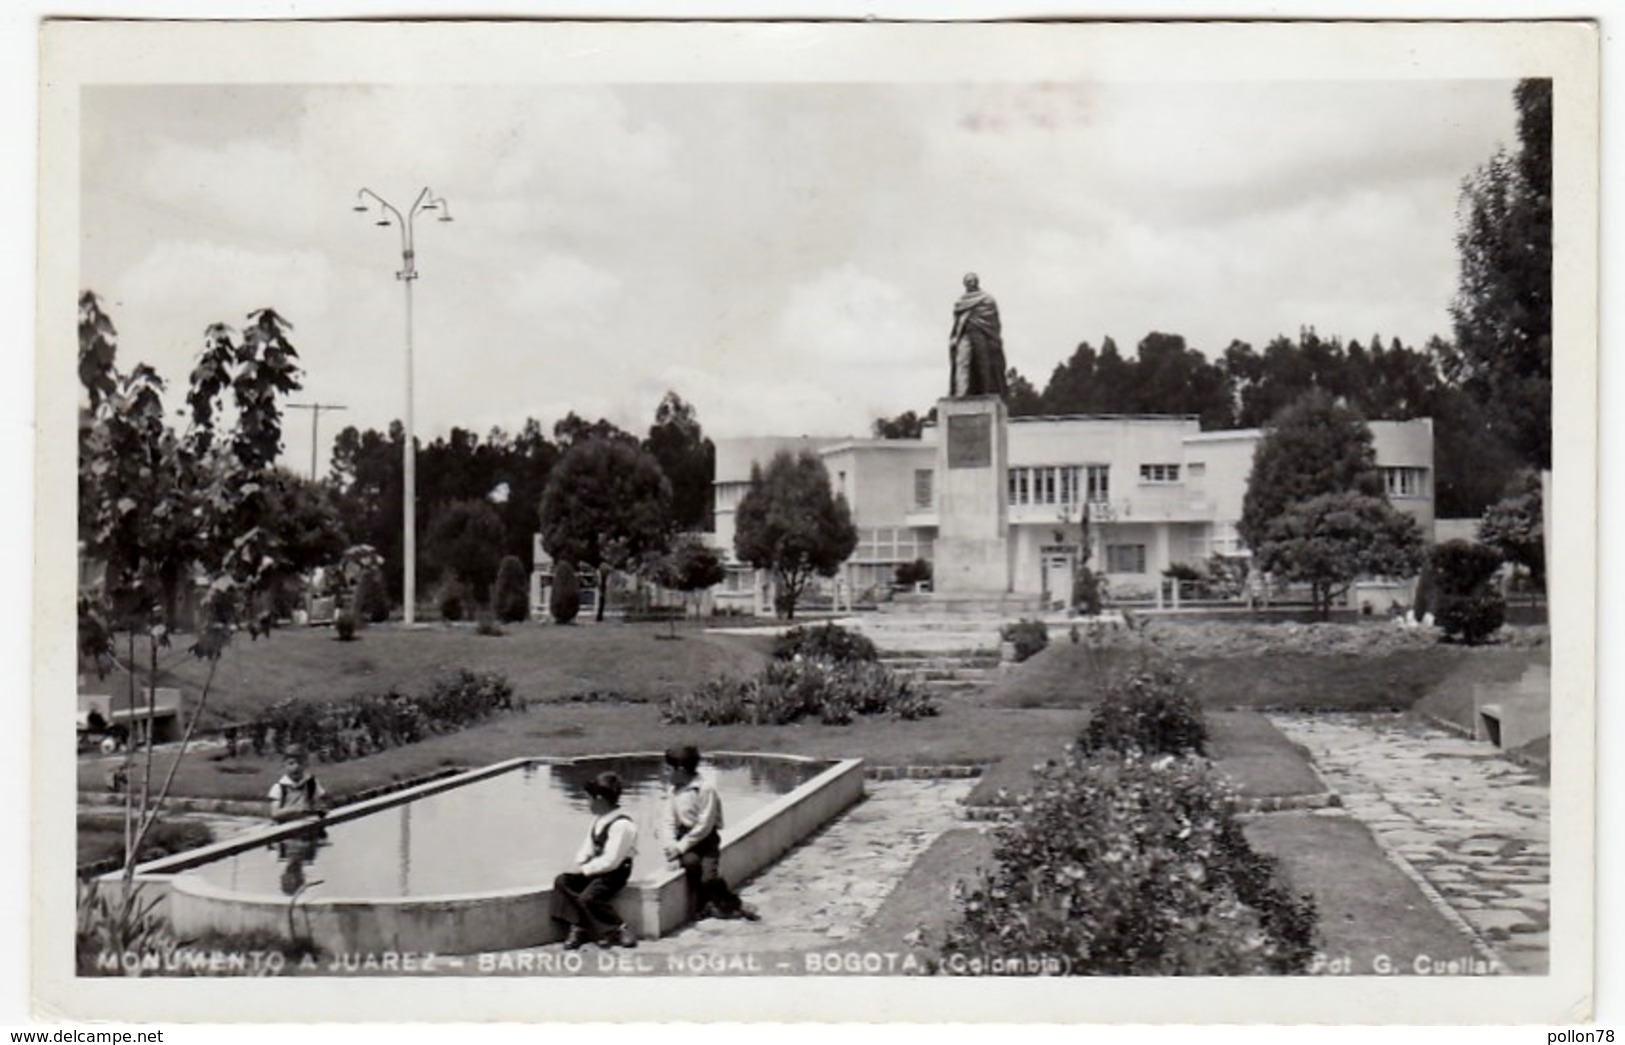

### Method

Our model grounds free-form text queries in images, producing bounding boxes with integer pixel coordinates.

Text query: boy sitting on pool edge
[552,770,640,950]
[662,745,759,922]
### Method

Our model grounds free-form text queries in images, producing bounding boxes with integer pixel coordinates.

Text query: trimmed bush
[661,658,935,727]
[1430,540,1506,645]
[550,562,581,625]
[772,622,878,664]
[941,749,1317,975]
[493,555,530,624]
[1000,619,1049,662]
[437,571,469,623]
[475,610,505,637]
[355,566,391,624]
[334,611,357,642]
[1082,663,1208,757]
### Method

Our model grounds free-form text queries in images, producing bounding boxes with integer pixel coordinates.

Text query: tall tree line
[326,391,715,603]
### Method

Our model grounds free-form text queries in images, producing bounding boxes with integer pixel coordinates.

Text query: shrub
[493,555,530,624]
[1082,663,1208,757]
[1437,590,1507,646]
[1429,540,1507,645]
[254,670,514,762]
[1000,619,1049,662]
[475,610,505,637]
[1162,561,1203,582]
[550,562,581,625]
[416,668,514,727]
[772,622,878,664]
[941,749,1317,975]
[437,571,469,623]
[77,880,179,975]
[894,558,933,588]
[660,658,934,727]
[355,566,391,624]
[334,611,357,642]
[1073,566,1103,615]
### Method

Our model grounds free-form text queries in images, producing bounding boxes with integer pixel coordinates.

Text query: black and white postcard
[29,16,1601,1025]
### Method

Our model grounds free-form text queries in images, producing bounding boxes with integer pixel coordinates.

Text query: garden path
[627,776,979,957]
[1268,712,1550,974]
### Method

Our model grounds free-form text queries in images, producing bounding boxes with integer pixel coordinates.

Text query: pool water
[186,755,826,900]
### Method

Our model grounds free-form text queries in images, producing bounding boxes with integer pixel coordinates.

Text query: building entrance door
[1039,545,1078,610]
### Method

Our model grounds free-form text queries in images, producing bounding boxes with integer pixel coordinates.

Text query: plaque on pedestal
[932,395,1011,594]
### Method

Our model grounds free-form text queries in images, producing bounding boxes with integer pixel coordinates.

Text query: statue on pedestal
[948,272,1009,399]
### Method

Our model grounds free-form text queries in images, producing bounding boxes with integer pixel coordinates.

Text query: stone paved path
[629,777,978,956]
[1268,713,1549,974]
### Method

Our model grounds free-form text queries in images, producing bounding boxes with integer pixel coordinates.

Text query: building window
[1139,463,1180,483]
[1384,466,1428,499]
[1087,465,1110,502]
[1187,462,1206,478]
[914,469,933,509]
[1106,543,1147,574]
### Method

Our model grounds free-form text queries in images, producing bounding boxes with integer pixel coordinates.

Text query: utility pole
[353,186,453,626]
[288,402,349,480]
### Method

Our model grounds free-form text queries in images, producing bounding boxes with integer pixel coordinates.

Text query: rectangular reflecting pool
[138,752,866,954]
[187,754,826,899]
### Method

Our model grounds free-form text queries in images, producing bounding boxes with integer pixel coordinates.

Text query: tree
[553,412,636,450]
[1429,539,1508,645]
[1477,469,1544,589]
[732,449,858,620]
[328,421,406,601]
[424,499,508,606]
[1253,492,1425,619]
[550,560,581,624]
[645,535,725,637]
[538,439,674,622]
[643,391,715,532]
[1238,391,1385,555]
[1446,78,1552,469]
[493,554,531,623]
[1003,369,1044,417]
[872,410,927,439]
[258,469,349,618]
[78,292,304,944]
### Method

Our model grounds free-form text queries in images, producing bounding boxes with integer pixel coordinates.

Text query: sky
[79,78,1520,477]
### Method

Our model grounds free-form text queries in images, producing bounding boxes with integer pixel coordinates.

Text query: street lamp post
[354,187,453,626]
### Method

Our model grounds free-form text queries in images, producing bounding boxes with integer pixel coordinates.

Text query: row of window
[1006,465,1112,508]
[1384,466,1428,499]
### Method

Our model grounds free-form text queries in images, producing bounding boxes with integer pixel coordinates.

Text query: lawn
[87,620,775,728]
[987,635,1547,713]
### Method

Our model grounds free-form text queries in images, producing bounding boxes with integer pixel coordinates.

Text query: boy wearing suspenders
[552,771,639,950]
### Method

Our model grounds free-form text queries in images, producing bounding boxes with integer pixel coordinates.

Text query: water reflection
[271,822,330,896]
[191,755,829,900]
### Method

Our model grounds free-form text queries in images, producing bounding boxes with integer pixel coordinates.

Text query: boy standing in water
[662,745,759,922]
[552,771,639,950]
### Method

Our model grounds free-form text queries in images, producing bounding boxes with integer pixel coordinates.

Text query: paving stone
[1267,712,1550,975]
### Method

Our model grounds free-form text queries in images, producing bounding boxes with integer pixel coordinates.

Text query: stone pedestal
[932,395,1011,594]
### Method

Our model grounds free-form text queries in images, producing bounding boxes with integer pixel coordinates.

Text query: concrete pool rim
[125,751,867,954]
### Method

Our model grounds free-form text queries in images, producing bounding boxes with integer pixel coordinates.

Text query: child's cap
[583,771,624,805]
[663,745,700,772]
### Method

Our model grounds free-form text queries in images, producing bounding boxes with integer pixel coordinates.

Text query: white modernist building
[710,413,1435,613]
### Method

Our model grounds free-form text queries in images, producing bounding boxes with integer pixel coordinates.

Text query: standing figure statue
[948,272,1009,399]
